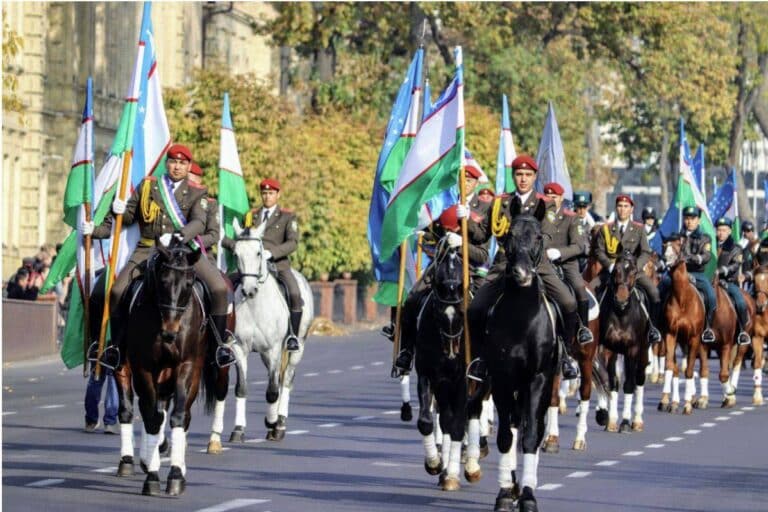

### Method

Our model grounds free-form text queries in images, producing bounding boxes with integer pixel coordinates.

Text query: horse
[469,210,558,512]
[114,240,222,496]
[659,237,705,414]
[738,264,768,405]
[598,252,649,432]
[216,219,314,442]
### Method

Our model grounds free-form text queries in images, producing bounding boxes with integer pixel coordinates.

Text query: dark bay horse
[599,252,649,432]
[469,211,558,512]
[414,241,472,492]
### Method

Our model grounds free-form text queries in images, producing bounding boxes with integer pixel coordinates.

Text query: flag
[535,101,573,201]
[217,92,250,272]
[692,144,706,201]
[380,47,465,261]
[367,49,423,306]
[708,169,736,225]
[495,94,517,195]
[764,178,768,227]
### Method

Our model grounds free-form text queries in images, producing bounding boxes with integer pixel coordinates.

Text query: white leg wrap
[278,386,291,417]
[158,411,167,446]
[663,370,673,394]
[498,450,515,488]
[212,400,225,435]
[140,430,149,464]
[400,374,411,402]
[170,427,186,476]
[480,400,492,437]
[434,414,443,441]
[467,419,481,460]
[266,400,279,424]
[521,452,539,490]
[622,393,633,420]
[672,377,680,403]
[596,390,607,410]
[647,347,655,373]
[441,434,451,467]
[700,377,709,397]
[658,357,666,375]
[559,379,568,399]
[235,397,247,427]
[722,381,735,397]
[754,369,763,387]
[145,432,161,472]
[575,400,589,440]
[609,391,619,422]
[634,387,644,418]
[120,423,134,458]
[684,378,695,402]
[422,433,439,461]
[447,440,462,478]
[730,367,742,390]
[546,406,559,437]
[615,355,625,384]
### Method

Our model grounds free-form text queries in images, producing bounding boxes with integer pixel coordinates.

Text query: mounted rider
[222,178,303,352]
[714,217,751,345]
[591,194,663,345]
[84,144,235,365]
[392,165,491,375]
[739,220,757,289]
[466,154,583,382]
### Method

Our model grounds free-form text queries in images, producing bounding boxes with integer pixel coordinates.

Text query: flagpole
[95,151,132,379]
[391,240,408,374]
[415,232,424,280]
[82,201,92,378]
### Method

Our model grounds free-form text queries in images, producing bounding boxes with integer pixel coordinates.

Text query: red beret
[615,194,634,206]
[464,165,482,179]
[511,154,538,172]
[189,162,203,176]
[543,182,564,195]
[438,205,460,232]
[167,144,192,162]
[260,178,281,192]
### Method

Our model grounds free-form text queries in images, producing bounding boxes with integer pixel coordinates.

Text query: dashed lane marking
[328,370,342,374]
[715,416,731,421]
[38,404,65,409]
[595,460,619,466]
[3,411,17,416]
[382,410,400,415]
[318,423,340,428]
[622,451,643,456]
[92,467,117,474]
[566,471,591,478]
[729,411,744,416]
[245,438,266,444]
[304,372,319,377]
[372,461,421,469]
[350,365,364,370]
[371,361,384,366]
[645,443,665,448]
[741,406,754,411]
[353,415,375,421]
[665,437,683,442]
[26,479,65,487]
[538,484,563,491]
[700,422,716,427]
[195,499,271,512]
[198,447,231,453]
[683,429,701,435]
[286,430,308,435]
[251,381,266,385]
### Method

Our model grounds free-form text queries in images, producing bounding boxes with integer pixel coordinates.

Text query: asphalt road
[3,328,768,512]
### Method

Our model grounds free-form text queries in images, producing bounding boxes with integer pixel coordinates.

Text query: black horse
[598,252,649,433]
[414,241,471,492]
[469,210,558,512]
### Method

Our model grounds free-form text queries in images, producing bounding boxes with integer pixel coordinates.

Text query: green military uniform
[716,229,750,343]
[198,197,221,265]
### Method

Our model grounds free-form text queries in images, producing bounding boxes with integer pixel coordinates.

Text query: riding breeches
[561,261,589,303]
[193,257,229,316]
[277,266,304,312]
[109,246,153,316]
[689,272,716,324]
[635,274,660,304]
[724,281,749,328]
[539,262,577,314]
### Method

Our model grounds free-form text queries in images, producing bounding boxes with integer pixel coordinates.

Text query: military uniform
[199,197,221,264]
[682,226,717,328]
[716,233,750,341]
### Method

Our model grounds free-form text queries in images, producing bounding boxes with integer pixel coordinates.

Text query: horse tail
[201,332,219,415]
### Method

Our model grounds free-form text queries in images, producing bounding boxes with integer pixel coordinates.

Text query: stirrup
[577,326,594,345]
[701,328,716,344]
[562,356,580,380]
[87,342,120,371]
[394,349,413,373]
[648,326,662,345]
[466,358,487,383]
[737,331,751,346]
[285,334,300,352]
[215,344,237,368]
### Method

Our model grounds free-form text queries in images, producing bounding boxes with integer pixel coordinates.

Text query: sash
[157,175,203,252]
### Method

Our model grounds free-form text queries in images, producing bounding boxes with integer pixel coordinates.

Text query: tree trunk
[409,3,428,52]
[658,126,671,208]
[583,87,601,184]
[426,12,453,68]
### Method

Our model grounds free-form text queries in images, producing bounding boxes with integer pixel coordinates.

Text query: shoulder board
[280,207,293,214]
[146,176,157,182]
[562,209,575,216]
[187,181,206,190]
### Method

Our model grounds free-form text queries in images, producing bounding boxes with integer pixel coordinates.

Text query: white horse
[208,219,314,444]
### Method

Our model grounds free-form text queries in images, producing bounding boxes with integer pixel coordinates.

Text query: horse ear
[233,218,243,237]
[533,200,547,222]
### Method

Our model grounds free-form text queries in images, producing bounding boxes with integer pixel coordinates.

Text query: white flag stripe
[71,119,93,167]
[219,130,243,177]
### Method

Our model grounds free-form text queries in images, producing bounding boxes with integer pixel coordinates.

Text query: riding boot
[576,300,594,345]
[736,309,751,346]
[381,307,397,342]
[285,311,302,352]
[212,314,237,367]
[702,308,716,344]
[648,301,662,345]
[561,312,581,380]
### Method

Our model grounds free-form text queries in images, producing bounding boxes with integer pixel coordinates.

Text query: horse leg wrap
[277,386,291,418]
[145,433,161,473]
[170,427,186,476]
[722,381,735,397]
[520,452,539,490]
[576,400,589,440]
[467,419,481,460]
[441,434,451,467]
[120,423,134,458]
[447,440,462,478]
[609,391,619,422]
[266,401,279,425]
[634,387,644,419]
[700,378,709,398]
[754,370,763,387]
[672,377,680,403]
[481,398,494,436]
[497,450,515,488]
[730,367,742,390]
[158,411,167,446]
[400,374,411,402]
[546,406,559,437]
[235,397,247,428]
[422,433,439,461]
[211,400,225,437]
[622,393,634,421]
[663,370,673,394]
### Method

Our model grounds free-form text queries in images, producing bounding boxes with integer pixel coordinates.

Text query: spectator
[6,268,39,300]
[84,364,119,434]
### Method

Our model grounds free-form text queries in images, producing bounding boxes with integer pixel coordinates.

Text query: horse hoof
[479,437,489,459]
[207,440,222,454]
[542,435,560,454]
[116,456,134,477]
[229,427,245,443]
[442,476,460,491]
[683,403,693,415]
[400,402,413,422]
[631,421,644,432]
[650,373,659,384]
[721,396,736,408]
[606,421,619,433]
[668,402,679,414]
[753,393,764,406]
[595,408,608,427]
[694,397,709,409]
[572,439,586,451]
[141,472,161,496]
[424,457,442,476]
[518,486,538,512]
[158,439,169,456]
[558,400,567,416]
[657,401,667,412]
[464,467,482,483]
[165,467,186,497]
[268,429,285,442]
[494,486,519,512]
[619,419,631,433]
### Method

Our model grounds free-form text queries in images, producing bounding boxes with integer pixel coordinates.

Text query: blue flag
[535,101,573,201]
[692,144,705,200]
[707,169,736,222]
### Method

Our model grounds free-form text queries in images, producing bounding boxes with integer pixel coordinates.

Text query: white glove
[546,248,562,261]
[159,233,173,246]
[80,220,94,236]
[456,204,470,219]
[446,232,462,248]
[608,263,615,273]
[263,249,273,260]
[172,232,184,243]
[112,197,127,215]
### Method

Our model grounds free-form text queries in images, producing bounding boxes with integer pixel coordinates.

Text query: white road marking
[715,416,731,421]
[161,457,170,464]
[683,429,701,435]
[595,460,619,466]
[382,410,400,415]
[251,381,266,385]
[353,415,375,421]
[318,423,340,428]
[700,422,716,427]
[304,372,319,377]
[38,404,65,409]
[566,471,591,478]
[195,499,271,512]
[371,361,384,366]
[665,437,683,442]
[3,411,17,416]
[286,430,308,435]
[729,411,744,416]
[372,461,402,467]
[198,447,231,453]
[741,406,754,411]
[645,443,665,448]
[328,370,342,374]
[538,483,563,491]
[245,438,266,444]
[622,451,643,456]
[26,479,65,487]
[92,467,117,473]
[350,365,364,370]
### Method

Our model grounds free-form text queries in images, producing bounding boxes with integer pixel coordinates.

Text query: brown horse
[741,266,768,405]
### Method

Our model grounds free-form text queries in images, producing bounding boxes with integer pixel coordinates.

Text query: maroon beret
[260,178,281,192]
[464,165,482,179]
[167,144,193,162]
[438,205,460,232]
[189,162,203,176]
[511,154,538,172]
[543,182,564,196]
[615,194,634,206]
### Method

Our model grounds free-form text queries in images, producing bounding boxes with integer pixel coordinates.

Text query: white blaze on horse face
[443,305,458,359]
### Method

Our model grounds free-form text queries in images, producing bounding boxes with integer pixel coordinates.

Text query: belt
[139,237,155,247]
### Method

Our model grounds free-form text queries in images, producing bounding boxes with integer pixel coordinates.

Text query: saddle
[121,257,208,317]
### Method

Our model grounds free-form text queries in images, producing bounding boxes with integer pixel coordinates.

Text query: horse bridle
[430,240,464,347]
[235,233,269,286]
[153,258,196,314]
[754,267,768,312]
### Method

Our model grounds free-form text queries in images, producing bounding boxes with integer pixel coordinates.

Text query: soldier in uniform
[739,220,757,289]
[714,217,751,345]
[466,155,581,382]
[542,182,592,344]
[188,162,220,265]
[223,178,303,351]
[392,167,491,374]
[592,195,663,344]
[84,144,235,364]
